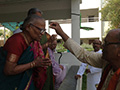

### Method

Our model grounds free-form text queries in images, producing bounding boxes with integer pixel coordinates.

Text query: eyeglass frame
[92,43,101,45]
[103,41,120,46]
[30,23,46,34]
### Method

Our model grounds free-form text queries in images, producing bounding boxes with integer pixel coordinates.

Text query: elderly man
[75,39,102,90]
[50,22,120,90]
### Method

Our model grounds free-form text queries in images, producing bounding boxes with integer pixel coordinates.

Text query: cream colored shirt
[64,38,120,90]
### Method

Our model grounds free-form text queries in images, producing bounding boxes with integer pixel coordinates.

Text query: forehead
[105,30,119,42]
[52,40,57,44]
[34,19,45,25]
[104,30,120,42]
[93,40,100,43]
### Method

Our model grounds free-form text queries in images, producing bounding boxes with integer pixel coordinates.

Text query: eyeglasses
[93,43,101,45]
[30,23,46,34]
[103,41,120,46]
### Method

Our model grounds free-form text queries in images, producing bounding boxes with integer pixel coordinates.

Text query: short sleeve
[3,33,28,56]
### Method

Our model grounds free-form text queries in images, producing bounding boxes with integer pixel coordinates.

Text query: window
[88,16,94,22]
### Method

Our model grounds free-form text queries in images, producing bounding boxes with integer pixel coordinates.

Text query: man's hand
[59,65,64,70]
[75,75,81,80]
[85,69,91,74]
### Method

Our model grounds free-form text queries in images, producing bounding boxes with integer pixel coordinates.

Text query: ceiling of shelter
[0,0,81,31]
[0,0,71,22]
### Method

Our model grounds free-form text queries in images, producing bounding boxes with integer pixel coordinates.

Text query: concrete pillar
[71,0,80,44]
[99,0,103,41]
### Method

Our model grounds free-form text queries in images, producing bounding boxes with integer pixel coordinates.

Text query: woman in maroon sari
[0,15,51,90]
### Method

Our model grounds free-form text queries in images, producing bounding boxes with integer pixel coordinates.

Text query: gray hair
[20,14,44,30]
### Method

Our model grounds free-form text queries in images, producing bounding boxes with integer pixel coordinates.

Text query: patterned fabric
[40,33,54,90]
[48,47,61,76]
[48,47,66,90]
[30,41,47,90]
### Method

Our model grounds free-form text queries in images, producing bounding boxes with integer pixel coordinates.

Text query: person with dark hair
[0,15,51,90]
[50,22,120,90]
[27,8,43,16]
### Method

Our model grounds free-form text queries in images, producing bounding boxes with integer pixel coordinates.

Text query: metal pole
[4,27,6,44]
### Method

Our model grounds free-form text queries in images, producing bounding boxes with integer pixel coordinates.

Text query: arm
[4,54,51,75]
[49,22,69,42]
[77,63,87,76]
[75,63,87,79]
[50,22,104,68]
[89,66,102,74]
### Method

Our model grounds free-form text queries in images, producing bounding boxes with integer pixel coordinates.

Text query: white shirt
[77,50,102,90]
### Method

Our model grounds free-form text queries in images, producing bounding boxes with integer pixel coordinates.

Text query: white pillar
[45,20,50,34]
[99,0,103,41]
[71,0,80,44]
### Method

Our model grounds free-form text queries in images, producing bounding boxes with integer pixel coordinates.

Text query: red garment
[3,33,28,62]
[97,65,120,90]
[30,41,47,90]
[3,33,27,56]
[97,65,112,90]
[107,68,120,90]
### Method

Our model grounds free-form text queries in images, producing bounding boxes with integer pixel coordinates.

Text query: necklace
[22,33,29,46]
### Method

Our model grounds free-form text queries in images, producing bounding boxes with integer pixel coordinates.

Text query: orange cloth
[107,68,120,90]
[97,65,120,90]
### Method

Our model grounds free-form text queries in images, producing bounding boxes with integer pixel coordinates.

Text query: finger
[40,59,52,66]
[49,22,57,28]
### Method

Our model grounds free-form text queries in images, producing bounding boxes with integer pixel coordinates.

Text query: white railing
[81,17,99,23]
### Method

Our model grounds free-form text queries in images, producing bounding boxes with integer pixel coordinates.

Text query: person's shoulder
[13,28,22,34]
[11,33,23,39]
[6,33,24,44]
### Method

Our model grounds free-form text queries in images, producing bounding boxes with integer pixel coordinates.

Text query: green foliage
[56,40,67,52]
[56,41,93,53]
[81,43,94,51]
[0,29,13,39]
[100,0,120,31]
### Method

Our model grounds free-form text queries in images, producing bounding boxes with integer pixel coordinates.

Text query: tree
[100,0,120,31]
[0,29,13,40]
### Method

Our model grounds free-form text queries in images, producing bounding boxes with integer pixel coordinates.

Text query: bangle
[30,61,36,68]
[30,62,33,68]
[32,61,36,67]
[45,43,48,47]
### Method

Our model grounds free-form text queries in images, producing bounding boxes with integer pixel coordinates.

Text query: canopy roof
[0,0,82,31]
[0,0,72,22]
[1,22,23,31]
